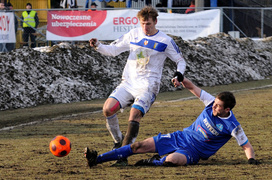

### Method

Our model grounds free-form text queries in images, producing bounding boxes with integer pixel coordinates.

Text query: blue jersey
[182,90,248,160]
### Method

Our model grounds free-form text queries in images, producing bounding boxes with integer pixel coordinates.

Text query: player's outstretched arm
[242,141,260,165]
[181,77,202,98]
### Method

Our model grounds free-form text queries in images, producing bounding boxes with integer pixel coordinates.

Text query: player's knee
[103,107,112,117]
[165,154,187,166]
[103,106,117,117]
[129,108,143,122]
[163,158,180,166]
[103,101,120,117]
[130,141,142,153]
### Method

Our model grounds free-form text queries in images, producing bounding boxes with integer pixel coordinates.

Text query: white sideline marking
[1,84,272,132]
[167,84,272,102]
[0,110,102,132]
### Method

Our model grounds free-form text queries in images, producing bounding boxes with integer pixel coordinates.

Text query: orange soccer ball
[49,135,71,157]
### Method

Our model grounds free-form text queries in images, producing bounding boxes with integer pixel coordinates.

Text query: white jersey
[96,27,186,95]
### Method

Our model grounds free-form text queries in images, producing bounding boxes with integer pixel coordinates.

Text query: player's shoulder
[124,27,142,39]
[128,27,142,34]
[222,111,239,126]
[153,30,173,45]
[157,30,172,39]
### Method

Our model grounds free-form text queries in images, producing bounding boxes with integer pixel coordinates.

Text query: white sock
[106,114,123,143]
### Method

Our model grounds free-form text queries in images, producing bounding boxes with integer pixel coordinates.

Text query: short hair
[216,91,236,110]
[7,2,13,7]
[137,6,158,22]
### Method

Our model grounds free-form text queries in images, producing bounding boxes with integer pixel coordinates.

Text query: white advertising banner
[0,12,16,43]
[46,9,220,41]
[157,9,220,40]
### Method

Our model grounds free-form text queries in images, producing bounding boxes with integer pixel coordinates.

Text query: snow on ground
[0,33,271,110]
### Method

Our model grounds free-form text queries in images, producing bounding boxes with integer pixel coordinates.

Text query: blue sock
[96,145,134,164]
[153,156,167,166]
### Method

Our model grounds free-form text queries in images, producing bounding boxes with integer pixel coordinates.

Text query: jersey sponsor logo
[161,133,171,138]
[232,125,248,145]
[235,125,245,141]
[135,97,146,105]
[234,125,243,136]
[197,125,209,140]
[203,118,219,136]
[216,123,223,131]
[153,43,158,49]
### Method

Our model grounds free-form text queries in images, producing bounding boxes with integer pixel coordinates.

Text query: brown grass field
[0,77,272,180]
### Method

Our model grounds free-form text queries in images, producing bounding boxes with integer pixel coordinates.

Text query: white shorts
[109,84,156,115]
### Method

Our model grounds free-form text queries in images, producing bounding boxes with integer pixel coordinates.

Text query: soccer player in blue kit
[89,6,186,166]
[84,77,259,167]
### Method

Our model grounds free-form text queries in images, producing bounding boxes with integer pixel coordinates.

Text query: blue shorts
[153,131,200,165]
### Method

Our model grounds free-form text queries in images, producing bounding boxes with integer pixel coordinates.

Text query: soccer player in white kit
[89,6,186,166]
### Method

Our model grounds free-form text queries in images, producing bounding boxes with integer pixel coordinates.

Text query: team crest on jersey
[216,123,223,131]
[144,40,148,45]
[135,49,150,67]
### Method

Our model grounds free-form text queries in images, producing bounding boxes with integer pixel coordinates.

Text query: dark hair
[7,2,13,7]
[26,3,32,7]
[137,6,158,22]
[216,91,236,110]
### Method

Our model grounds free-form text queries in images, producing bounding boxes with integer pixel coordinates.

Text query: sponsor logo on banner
[47,10,107,37]
[112,16,138,33]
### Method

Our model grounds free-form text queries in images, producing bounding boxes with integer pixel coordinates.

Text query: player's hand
[89,38,100,48]
[248,158,260,165]
[171,71,184,87]
[172,78,181,87]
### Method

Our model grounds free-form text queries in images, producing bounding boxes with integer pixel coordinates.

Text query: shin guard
[122,121,140,146]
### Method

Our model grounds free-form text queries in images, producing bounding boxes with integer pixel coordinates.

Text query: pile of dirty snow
[0,33,271,110]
